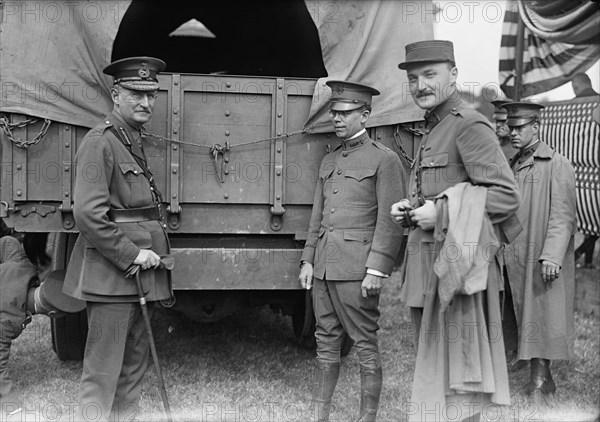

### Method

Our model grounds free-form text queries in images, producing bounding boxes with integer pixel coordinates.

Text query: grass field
[7,268,600,422]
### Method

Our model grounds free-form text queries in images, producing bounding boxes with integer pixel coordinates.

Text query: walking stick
[127,263,173,422]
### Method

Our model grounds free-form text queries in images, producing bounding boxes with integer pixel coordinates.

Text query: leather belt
[108,206,161,223]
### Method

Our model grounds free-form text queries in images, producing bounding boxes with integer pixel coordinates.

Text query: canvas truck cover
[0,1,433,131]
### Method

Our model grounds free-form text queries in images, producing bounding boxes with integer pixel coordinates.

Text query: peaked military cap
[504,102,545,127]
[326,80,380,111]
[103,56,166,91]
[398,40,455,70]
[491,99,512,121]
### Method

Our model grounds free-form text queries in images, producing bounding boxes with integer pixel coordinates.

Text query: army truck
[0,1,432,360]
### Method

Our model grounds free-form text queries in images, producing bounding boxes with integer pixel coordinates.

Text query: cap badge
[138,63,150,78]
[331,85,344,95]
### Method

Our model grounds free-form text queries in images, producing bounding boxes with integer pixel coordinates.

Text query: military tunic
[402,96,520,421]
[63,112,171,421]
[301,131,404,367]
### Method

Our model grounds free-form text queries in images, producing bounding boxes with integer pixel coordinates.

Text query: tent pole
[514,6,526,101]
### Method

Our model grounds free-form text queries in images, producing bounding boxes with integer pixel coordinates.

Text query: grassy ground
[6,269,600,422]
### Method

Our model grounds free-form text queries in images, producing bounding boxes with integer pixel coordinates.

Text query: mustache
[416,90,435,98]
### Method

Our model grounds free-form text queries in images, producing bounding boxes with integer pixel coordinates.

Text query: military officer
[391,40,520,422]
[503,102,576,404]
[63,57,173,422]
[298,80,404,422]
[491,99,516,160]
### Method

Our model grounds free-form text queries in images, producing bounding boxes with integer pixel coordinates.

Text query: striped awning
[499,0,600,98]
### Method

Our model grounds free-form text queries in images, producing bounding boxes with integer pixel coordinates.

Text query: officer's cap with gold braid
[326,80,380,112]
[398,40,455,70]
[491,99,512,122]
[504,102,545,127]
[103,56,166,92]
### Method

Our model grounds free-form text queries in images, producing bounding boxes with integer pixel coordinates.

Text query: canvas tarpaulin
[0,1,433,131]
[499,0,600,98]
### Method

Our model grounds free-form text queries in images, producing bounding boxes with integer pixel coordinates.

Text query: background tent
[0,1,434,131]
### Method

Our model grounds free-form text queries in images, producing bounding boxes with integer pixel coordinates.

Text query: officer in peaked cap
[326,80,380,111]
[63,56,173,421]
[392,40,520,422]
[502,100,576,405]
[491,99,516,159]
[299,79,404,421]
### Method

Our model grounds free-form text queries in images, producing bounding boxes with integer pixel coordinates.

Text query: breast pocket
[343,168,377,207]
[420,152,450,193]
[118,162,150,207]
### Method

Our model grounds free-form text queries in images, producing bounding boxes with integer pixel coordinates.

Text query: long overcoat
[504,141,576,360]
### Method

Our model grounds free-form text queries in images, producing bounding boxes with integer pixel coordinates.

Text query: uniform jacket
[0,236,37,334]
[63,113,171,303]
[504,141,576,360]
[401,96,520,307]
[301,131,404,281]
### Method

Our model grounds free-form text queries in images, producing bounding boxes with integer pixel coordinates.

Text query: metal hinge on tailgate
[168,75,182,230]
[269,78,286,231]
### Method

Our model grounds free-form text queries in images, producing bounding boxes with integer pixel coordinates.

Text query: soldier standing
[63,57,173,421]
[391,40,520,421]
[503,102,576,404]
[298,80,404,422]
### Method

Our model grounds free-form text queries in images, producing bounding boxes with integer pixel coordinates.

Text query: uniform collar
[423,94,463,129]
[107,112,142,142]
[341,129,368,150]
[510,139,540,168]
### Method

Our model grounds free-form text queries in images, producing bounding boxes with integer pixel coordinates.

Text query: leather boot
[356,367,382,422]
[524,358,554,405]
[312,362,340,422]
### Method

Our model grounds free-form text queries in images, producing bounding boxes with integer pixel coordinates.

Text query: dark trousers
[575,235,598,266]
[312,278,381,370]
[78,301,153,422]
[0,321,21,412]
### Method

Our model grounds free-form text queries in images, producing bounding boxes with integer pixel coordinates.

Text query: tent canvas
[0,1,434,131]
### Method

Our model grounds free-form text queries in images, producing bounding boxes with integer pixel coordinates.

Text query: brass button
[329,227,334,232]
[331,208,336,213]
[342,152,348,157]
[333,188,339,194]
[337,169,342,175]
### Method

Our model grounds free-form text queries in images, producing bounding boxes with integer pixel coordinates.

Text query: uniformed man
[391,40,520,422]
[491,99,516,160]
[503,102,576,404]
[298,80,404,422]
[63,57,173,422]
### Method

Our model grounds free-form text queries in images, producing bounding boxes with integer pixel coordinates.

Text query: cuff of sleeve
[366,268,389,278]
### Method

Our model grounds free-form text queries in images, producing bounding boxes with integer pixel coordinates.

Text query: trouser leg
[0,322,21,415]
[78,302,137,422]
[110,304,154,422]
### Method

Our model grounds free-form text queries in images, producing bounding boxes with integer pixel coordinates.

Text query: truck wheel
[292,291,353,357]
[51,311,88,361]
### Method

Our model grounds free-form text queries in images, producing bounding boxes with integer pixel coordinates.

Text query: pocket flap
[420,152,448,168]
[345,168,377,181]
[118,162,144,175]
[343,230,374,243]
